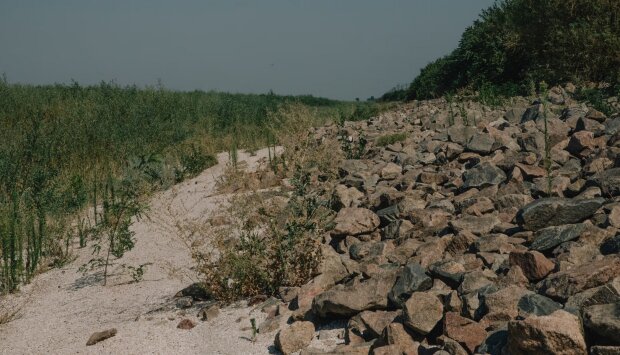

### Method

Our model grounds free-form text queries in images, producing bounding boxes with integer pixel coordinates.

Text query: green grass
[0,79,375,292]
[376,133,408,147]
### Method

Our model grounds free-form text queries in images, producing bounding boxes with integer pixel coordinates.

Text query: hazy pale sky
[0,0,494,100]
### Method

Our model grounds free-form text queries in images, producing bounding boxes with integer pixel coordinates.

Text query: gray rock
[530,223,587,251]
[388,263,432,307]
[592,168,620,197]
[466,132,495,154]
[600,234,620,255]
[565,278,620,314]
[313,270,398,318]
[462,162,507,190]
[521,104,541,123]
[477,329,508,355]
[448,125,477,145]
[517,293,562,317]
[516,198,605,231]
[86,328,117,346]
[582,303,620,345]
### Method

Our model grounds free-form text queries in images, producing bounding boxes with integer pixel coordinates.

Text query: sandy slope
[0,149,279,355]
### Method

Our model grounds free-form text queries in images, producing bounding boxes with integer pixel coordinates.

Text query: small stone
[176,296,193,309]
[275,321,315,355]
[86,328,117,346]
[198,304,219,321]
[381,163,403,180]
[177,319,196,330]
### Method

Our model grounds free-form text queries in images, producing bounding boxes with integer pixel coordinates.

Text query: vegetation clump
[383,0,620,101]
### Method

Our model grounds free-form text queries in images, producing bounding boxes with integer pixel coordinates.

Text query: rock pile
[269,87,620,354]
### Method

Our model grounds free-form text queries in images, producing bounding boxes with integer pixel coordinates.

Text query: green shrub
[376,133,408,147]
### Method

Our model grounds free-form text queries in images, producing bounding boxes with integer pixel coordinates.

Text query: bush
[376,133,408,147]
[401,0,620,101]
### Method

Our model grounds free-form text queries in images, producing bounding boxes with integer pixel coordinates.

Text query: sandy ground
[0,149,282,355]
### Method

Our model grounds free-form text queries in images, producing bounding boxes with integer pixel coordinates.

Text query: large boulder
[462,162,507,189]
[506,310,587,355]
[332,208,380,236]
[516,198,605,231]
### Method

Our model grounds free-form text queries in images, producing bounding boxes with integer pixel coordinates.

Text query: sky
[0,0,495,100]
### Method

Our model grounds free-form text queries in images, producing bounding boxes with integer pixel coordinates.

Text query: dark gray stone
[462,162,507,190]
[601,235,620,255]
[388,263,432,307]
[516,198,605,231]
[517,293,562,317]
[582,303,620,345]
[530,223,587,251]
[521,104,541,123]
[477,329,508,355]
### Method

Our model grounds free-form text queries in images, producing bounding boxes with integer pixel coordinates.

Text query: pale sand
[0,149,282,355]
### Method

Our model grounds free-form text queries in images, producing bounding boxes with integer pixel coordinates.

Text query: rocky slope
[267,86,620,354]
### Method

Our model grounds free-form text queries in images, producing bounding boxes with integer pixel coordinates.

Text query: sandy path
[0,149,278,355]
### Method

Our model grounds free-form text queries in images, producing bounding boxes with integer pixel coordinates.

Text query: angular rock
[313,271,398,318]
[506,310,587,355]
[582,303,620,345]
[358,310,400,338]
[332,208,380,236]
[450,215,501,236]
[592,168,620,197]
[591,346,620,355]
[403,292,443,335]
[275,321,315,355]
[516,198,605,231]
[517,293,562,317]
[466,133,495,154]
[462,162,507,190]
[388,263,433,307]
[538,256,620,301]
[564,278,620,314]
[509,251,555,281]
[477,329,508,355]
[443,312,487,354]
[530,223,587,251]
[384,322,419,352]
